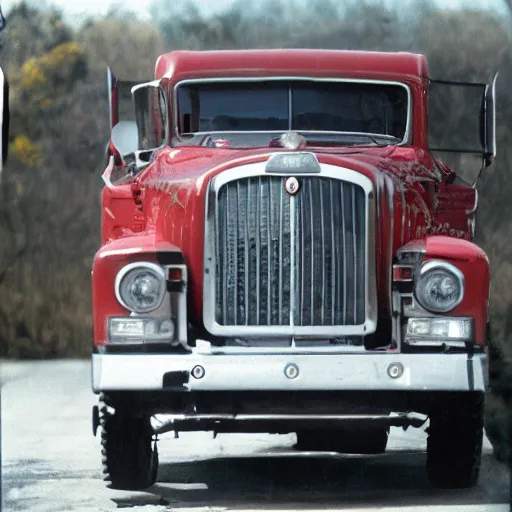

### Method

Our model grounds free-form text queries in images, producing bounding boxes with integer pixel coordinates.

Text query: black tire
[296,426,389,454]
[100,403,158,490]
[427,393,484,489]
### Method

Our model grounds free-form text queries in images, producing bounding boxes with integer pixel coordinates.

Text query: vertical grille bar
[330,181,336,325]
[222,186,229,325]
[355,188,366,324]
[244,180,250,325]
[309,181,314,326]
[352,186,357,323]
[255,177,261,325]
[233,182,239,324]
[300,185,305,325]
[267,180,272,325]
[278,183,284,325]
[320,180,326,325]
[341,182,347,325]
[289,193,296,328]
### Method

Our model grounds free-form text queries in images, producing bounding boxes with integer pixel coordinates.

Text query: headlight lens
[115,262,166,313]
[414,261,464,313]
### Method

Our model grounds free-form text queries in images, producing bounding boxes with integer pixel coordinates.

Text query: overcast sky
[0,0,508,24]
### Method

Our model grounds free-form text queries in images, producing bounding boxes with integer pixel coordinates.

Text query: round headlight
[414,261,464,313]
[115,262,166,313]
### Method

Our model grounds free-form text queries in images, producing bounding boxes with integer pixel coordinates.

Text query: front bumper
[92,349,487,393]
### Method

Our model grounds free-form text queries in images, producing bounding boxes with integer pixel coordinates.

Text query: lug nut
[387,362,404,379]
[191,365,206,379]
[284,363,299,379]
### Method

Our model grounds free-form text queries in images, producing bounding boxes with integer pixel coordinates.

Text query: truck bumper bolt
[191,365,206,379]
[387,362,404,379]
[284,363,299,379]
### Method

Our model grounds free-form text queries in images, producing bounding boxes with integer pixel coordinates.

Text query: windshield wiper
[347,134,401,146]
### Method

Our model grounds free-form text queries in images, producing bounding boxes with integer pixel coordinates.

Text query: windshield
[174,79,409,148]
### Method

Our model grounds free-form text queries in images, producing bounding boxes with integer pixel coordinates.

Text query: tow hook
[92,405,100,437]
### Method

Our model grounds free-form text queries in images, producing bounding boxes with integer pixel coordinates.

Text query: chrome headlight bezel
[115,262,167,314]
[414,260,465,314]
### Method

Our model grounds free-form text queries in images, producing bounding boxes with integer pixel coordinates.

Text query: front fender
[92,234,184,346]
[398,235,490,345]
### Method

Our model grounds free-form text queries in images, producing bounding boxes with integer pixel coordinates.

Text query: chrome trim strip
[173,77,413,146]
[203,161,377,337]
[199,346,369,355]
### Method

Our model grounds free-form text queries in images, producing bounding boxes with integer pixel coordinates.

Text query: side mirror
[131,80,168,153]
[0,66,9,174]
[483,72,498,168]
[105,67,168,168]
[106,66,145,163]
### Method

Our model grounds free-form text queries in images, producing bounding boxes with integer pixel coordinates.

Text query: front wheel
[427,393,484,489]
[100,403,158,490]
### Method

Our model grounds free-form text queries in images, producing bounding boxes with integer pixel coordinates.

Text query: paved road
[1,360,510,512]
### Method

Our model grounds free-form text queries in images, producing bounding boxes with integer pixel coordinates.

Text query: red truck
[91,49,497,491]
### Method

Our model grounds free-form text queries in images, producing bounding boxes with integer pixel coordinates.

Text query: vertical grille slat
[352,186,357,324]
[278,184,284,324]
[341,182,347,325]
[233,183,239,324]
[320,180,326,326]
[267,180,272,325]
[330,181,336,325]
[255,178,261,325]
[309,181,315,326]
[299,186,306,325]
[243,180,249,325]
[222,186,229,325]
[214,175,366,328]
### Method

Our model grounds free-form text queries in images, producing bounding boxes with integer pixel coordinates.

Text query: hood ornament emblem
[284,176,300,195]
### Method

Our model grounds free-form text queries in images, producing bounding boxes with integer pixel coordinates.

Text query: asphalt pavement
[1,360,510,512]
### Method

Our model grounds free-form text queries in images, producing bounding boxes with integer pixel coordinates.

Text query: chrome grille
[214,175,366,328]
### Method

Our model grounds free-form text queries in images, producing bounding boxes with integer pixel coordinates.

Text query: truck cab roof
[155,49,430,84]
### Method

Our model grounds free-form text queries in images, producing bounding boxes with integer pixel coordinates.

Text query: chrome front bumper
[92,347,487,393]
